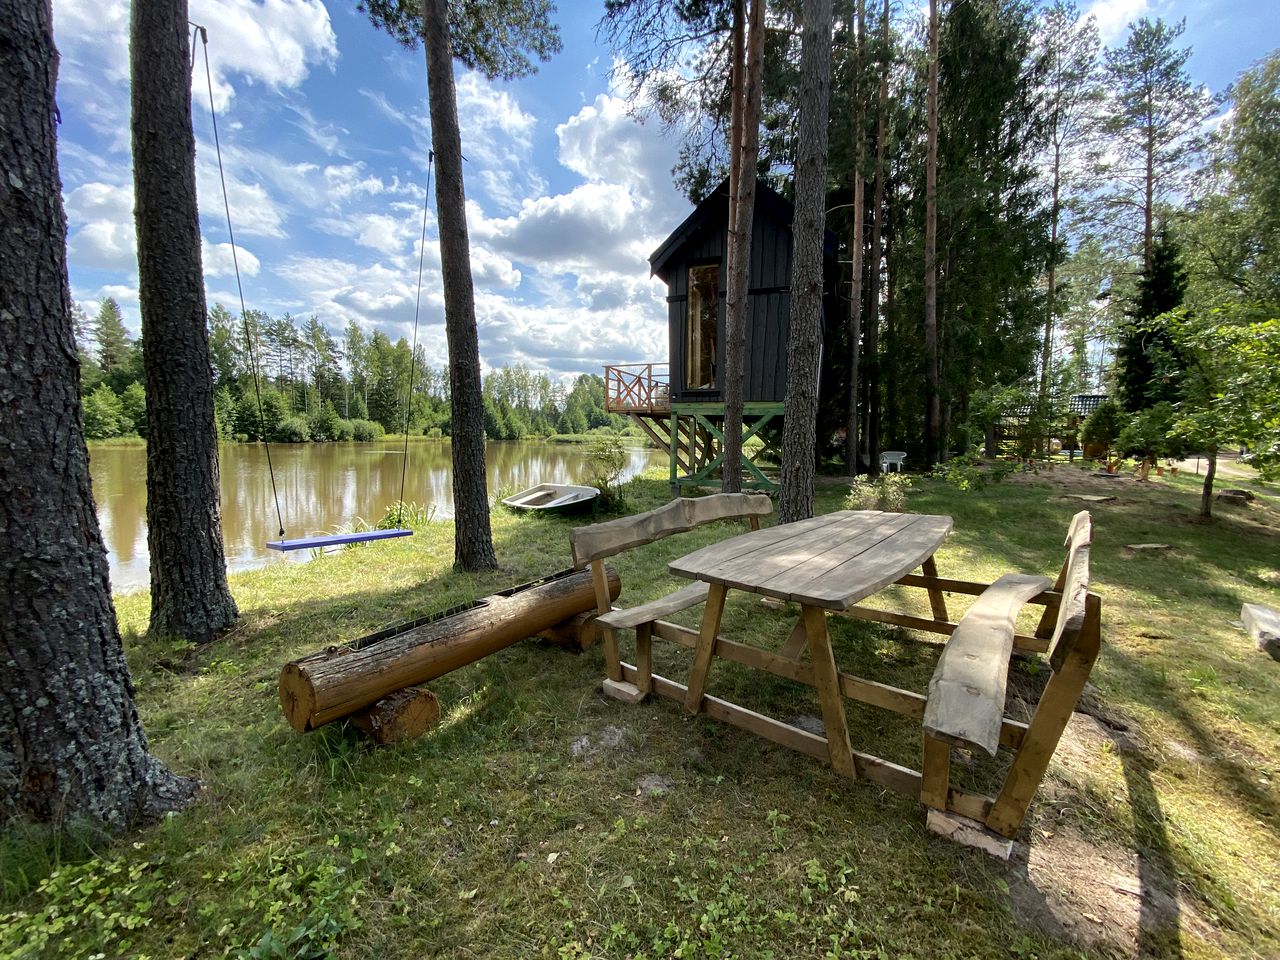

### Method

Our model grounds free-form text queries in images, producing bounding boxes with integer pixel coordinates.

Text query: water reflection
[88,440,664,592]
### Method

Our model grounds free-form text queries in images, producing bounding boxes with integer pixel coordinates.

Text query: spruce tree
[1116,230,1187,412]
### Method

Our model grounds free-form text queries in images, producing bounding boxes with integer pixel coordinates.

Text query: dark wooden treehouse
[605,179,839,489]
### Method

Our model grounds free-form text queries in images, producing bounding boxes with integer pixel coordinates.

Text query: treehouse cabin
[605,178,838,490]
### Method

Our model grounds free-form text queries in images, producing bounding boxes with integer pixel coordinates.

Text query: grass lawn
[2,463,1278,959]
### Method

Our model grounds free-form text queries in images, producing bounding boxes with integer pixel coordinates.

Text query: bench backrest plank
[1048,510,1092,673]
[923,573,1052,756]
[570,494,773,568]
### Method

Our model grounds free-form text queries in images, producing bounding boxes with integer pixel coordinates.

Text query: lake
[88,440,666,592]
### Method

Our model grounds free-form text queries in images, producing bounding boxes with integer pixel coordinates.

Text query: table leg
[804,605,856,779]
[684,582,728,714]
[778,618,808,660]
[921,555,950,622]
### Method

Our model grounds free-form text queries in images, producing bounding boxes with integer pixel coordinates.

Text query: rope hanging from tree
[194,24,427,552]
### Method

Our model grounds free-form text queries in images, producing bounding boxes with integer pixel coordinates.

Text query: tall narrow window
[686,264,718,390]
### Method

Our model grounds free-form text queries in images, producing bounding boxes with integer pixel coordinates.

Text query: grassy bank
[2,465,1278,959]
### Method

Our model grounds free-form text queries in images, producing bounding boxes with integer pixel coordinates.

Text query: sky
[51,0,1278,383]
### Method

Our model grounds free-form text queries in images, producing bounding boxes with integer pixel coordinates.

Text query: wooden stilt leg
[921,555,949,622]
[804,605,856,778]
[685,583,728,714]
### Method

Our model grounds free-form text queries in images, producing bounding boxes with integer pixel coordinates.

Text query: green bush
[581,434,628,509]
[931,452,1019,492]
[307,402,342,441]
[1081,399,1123,448]
[333,418,355,441]
[350,419,385,442]
[120,382,146,438]
[82,384,130,439]
[274,415,310,443]
[844,473,912,511]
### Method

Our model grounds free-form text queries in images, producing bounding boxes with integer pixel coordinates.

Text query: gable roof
[648,177,836,278]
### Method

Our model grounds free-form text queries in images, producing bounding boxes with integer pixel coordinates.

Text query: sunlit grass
[2,466,1278,959]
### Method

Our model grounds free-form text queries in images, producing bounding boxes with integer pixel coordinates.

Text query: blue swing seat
[266,528,414,552]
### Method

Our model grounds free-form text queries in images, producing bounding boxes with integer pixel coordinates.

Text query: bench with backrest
[914,510,1100,845]
[569,493,774,703]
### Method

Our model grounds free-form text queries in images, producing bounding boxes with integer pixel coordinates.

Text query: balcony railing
[604,363,670,414]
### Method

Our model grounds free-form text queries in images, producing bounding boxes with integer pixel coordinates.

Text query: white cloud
[65,181,137,272]
[203,239,260,277]
[1085,0,1150,44]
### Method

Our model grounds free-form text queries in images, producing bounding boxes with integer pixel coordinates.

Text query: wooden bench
[918,510,1100,849]
[570,494,774,703]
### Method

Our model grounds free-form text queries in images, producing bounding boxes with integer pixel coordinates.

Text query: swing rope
[397,151,434,529]
[194,25,429,547]
[195,24,285,540]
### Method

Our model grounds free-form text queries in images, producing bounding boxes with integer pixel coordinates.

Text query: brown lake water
[88,440,666,592]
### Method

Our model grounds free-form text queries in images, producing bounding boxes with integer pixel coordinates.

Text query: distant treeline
[76,300,634,443]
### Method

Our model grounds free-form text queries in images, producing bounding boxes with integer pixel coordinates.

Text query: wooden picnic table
[669,510,954,778]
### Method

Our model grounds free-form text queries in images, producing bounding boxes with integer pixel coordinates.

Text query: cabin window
[686,263,719,390]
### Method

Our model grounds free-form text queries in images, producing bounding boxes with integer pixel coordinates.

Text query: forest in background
[604,0,1279,471]
[75,298,631,443]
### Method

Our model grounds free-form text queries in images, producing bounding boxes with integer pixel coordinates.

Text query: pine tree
[1100,17,1215,273]
[131,0,238,642]
[2,0,197,828]
[94,296,131,374]
[1116,229,1187,412]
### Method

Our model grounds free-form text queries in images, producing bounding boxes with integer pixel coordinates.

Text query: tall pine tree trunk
[779,0,834,523]
[1038,135,1062,453]
[2,0,197,827]
[722,0,765,493]
[865,0,889,473]
[422,0,497,571]
[923,0,940,467]
[845,0,865,476]
[132,0,238,643]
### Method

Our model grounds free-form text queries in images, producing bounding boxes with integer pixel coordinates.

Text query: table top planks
[669,510,954,610]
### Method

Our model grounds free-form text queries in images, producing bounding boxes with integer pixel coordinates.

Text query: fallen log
[537,611,604,652]
[280,566,620,732]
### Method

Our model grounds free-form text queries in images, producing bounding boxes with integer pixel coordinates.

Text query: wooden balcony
[604,363,670,415]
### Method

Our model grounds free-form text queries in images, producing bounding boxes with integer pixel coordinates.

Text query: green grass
[2,466,1278,959]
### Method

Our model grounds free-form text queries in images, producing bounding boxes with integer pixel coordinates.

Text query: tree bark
[132,0,238,643]
[722,0,765,493]
[1038,134,1061,456]
[779,0,833,523]
[865,0,888,474]
[1,0,197,828]
[923,0,940,468]
[845,0,866,476]
[421,0,497,570]
[1200,446,1217,519]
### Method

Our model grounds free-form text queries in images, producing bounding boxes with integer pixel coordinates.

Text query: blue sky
[51,0,1277,381]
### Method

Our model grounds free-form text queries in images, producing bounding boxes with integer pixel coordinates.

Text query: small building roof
[648,177,836,279]
[1068,394,1108,415]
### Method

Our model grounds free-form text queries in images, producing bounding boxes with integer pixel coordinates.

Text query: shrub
[307,402,342,441]
[120,382,146,438]
[1081,399,1123,448]
[350,419,385,442]
[82,383,130,439]
[333,418,355,441]
[581,434,628,509]
[274,415,310,443]
[844,473,912,511]
[930,452,1020,492]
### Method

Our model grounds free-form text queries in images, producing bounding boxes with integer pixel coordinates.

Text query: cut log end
[349,687,441,745]
[537,611,604,652]
[279,662,319,733]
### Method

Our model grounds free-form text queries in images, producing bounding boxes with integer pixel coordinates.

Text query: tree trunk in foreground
[132,0,238,643]
[923,0,940,468]
[422,0,497,571]
[0,0,197,828]
[722,0,766,493]
[778,0,834,524]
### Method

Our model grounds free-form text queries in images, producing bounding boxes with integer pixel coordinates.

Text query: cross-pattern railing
[604,363,670,414]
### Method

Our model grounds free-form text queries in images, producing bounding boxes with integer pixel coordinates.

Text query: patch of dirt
[1004,711,1215,957]
[634,773,675,797]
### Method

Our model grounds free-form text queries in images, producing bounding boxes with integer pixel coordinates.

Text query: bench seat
[922,573,1052,756]
[596,581,711,630]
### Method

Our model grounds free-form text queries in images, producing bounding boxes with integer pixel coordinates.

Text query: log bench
[570,494,774,703]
